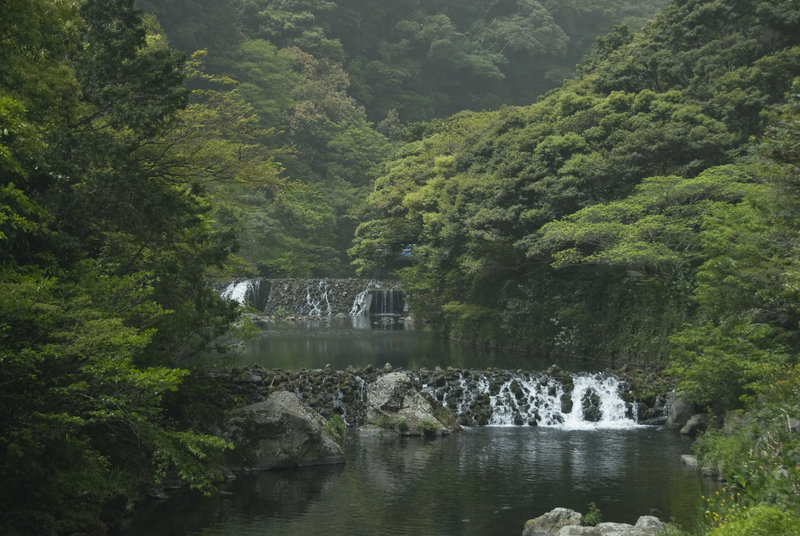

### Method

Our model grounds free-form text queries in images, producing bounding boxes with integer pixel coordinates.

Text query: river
[134,316,712,535]
[124,427,709,535]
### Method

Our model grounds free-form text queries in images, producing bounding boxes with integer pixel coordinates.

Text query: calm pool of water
[124,427,711,536]
[210,317,599,371]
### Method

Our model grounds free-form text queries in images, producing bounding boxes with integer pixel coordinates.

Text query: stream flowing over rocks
[215,364,667,436]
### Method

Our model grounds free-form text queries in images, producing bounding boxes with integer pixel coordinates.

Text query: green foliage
[701,486,751,529]
[664,78,800,536]
[133,0,666,278]
[0,267,231,533]
[583,502,603,526]
[324,414,346,445]
[396,417,409,433]
[1,2,243,532]
[669,321,789,412]
[705,505,800,536]
[667,82,800,412]
[351,0,800,366]
[695,365,800,517]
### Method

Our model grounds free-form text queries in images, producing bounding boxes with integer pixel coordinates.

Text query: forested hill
[137,0,666,121]
[348,4,800,525]
[352,0,800,370]
[129,0,666,278]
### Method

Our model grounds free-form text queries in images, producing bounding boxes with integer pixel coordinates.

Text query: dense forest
[136,0,666,277]
[2,0,800,534]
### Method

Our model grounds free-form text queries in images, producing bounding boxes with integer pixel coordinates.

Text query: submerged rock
[223,391,344,472]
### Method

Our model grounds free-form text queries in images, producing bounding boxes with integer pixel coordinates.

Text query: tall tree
[1,2,241,533]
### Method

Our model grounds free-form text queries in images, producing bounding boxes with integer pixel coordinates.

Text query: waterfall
[220,280,270,310]
[419,370,639,430]
[349,289,370,316]
[231,366,645,430]
[370,289,405,316]
[219,278,406,319]
[305,280,333,316]
[220,280,251,304]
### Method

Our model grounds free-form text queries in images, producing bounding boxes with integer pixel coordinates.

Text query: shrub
[583,502,602,526]
[324,414,346,445]
[706,505,800,536]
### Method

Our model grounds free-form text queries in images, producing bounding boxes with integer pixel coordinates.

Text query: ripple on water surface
[123,427,713,536]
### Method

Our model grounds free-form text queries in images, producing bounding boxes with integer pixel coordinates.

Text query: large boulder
[366,371,458,436]
[665,392,694,431]
[522,509,665,536]
[522,508,582,535]
[224,390,344,471]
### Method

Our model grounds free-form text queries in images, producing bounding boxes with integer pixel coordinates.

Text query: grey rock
[224,391,344,472]
[789,417,800,433]
[559,523,632,535]
[581,388,602,422]
[633,515,664,532]
[680,413,709,436]
[522,507,582,536]
[522,509,664,536]
[665,392,694,431]
[680,454,698,467]
[366,371,456,436]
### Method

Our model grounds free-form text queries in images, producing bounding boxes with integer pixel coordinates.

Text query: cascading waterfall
[220,280,271,310]
[231,366,645,430]
[349,289,370,316]
[418,370,639,430]
[305,280,333,316]
[219,278,406,319]
[220,280,251,304]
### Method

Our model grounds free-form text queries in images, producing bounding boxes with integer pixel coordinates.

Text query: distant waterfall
[220,279,271,311]
[368,289,406,316]
[220,278,406,318]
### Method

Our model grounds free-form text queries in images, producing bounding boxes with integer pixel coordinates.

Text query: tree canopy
[351,0,800,372]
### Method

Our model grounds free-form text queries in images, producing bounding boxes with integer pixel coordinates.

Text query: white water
[305,280,333,316]
[349,289,370,315]
[560,375,638,430]
[426,372,639,430]
[220,278,402,318]
[220,280,253,305]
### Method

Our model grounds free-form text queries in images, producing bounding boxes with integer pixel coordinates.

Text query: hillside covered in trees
[2,0,800,534]
[350,1,800,531]
[134,0,666,277]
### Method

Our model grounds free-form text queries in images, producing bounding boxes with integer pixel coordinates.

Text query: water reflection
[124,428,712,536]
[217,317,585,371]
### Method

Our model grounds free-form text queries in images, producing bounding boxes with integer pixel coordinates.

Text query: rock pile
[522,508,666,536]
